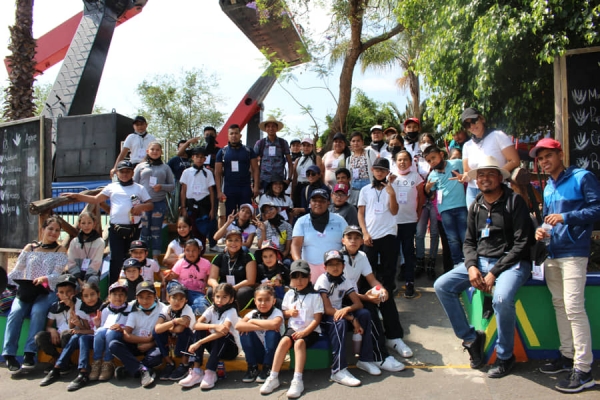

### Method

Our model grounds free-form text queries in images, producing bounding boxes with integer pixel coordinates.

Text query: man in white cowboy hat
[433,156,534,379]
[254,115,293,192]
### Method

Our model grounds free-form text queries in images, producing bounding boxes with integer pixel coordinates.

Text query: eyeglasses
[306,171,318,177]
[333,192,348,198]
[463,117,479,129]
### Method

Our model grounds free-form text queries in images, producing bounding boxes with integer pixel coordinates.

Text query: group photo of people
[2,108,600,398]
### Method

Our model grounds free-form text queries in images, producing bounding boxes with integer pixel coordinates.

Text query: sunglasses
[306,171,318,176]
[463,117,479,128]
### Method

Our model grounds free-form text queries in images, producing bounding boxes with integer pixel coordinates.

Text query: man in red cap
[530,138,600,393]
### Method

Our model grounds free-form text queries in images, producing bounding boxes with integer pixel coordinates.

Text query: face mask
[398,167,411,175]
[420,143,432,153]
[391,145,403,154]
[138,301,157,312]
[406,131,419,141]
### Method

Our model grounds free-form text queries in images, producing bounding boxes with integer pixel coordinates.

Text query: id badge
[193,185,202,194]
[135,148,146,160]
[269,146,276,156]
[226,275,236,285]
[231,160,239,172]
[81,258,91,272]
[149,176,157,187]
[204,155,211,165]
[279,209,288,220]
[352,168,360,179]
[481,228,490,238]
[272,236,279,245]
[374,203,384,213]
[331,159,339,169]
[301,168,307,178]
[436,190,443,205]
[397,191,408,204]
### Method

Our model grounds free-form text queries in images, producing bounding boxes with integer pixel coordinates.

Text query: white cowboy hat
[466,156,511,180]
[258,115,284,132]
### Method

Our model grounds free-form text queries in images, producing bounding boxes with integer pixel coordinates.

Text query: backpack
[219,144,252,163]
[256,137,287,167]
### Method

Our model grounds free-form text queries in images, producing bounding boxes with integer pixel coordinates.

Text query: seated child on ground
[236,285,284,384]
[259,260,323,399]
[180,283,241,390]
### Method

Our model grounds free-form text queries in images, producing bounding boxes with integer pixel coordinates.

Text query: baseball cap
[122,258,144,270]
[108,280,128,293]
[290,138,301,145]
[133,116,147,124]
[130,240,148,250]
[323,249,344,264]
[310,188,329,201]
[225,228,243,239]
[135,281,156,296]
[333,183,349,195]
[56,274,78,288]
[168,283,187,296]
[239,203,255,217]
[343,225,363,237]
[301,137,314,145]
[260,201,278,212]
[306,165,321,175]
[116,160,134,170]
[404,117,420,127]
[460,107,482,122]
[370,125,383,133]
[372,157,390,170]
[332,132,346,141]
[290,260,310,276]
[529,138,562,158]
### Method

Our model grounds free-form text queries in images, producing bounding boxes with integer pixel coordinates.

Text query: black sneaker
[114,365,127,380]
[22,352,36,371]
[5,355,21,374]
[40,368,61,387]
[159,363,175,381]
[242,365,259,383]
[555,368,596,393]
[169,364,189,381]
[463,330,486,369]
[256,365,270,383]
[59,363,73,376]
[539,355,573,374]
[67,373,89,391]
[488,354,515,378]
[404,282,415,299]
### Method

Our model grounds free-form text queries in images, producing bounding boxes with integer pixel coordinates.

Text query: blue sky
[0,1,408,140]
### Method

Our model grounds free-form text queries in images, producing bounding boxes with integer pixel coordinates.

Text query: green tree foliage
[136,68,226,142]
[396,0,600,135]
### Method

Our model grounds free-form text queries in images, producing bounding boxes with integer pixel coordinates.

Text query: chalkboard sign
[566,49,600,180]
[0,117,52,249]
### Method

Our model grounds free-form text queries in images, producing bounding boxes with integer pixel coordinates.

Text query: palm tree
[357,30,422,119]
[3,0,37,121]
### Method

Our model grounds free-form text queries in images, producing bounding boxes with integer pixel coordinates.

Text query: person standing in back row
[531,139,600,394]
[111,116,156,176]
[254,116,293,191]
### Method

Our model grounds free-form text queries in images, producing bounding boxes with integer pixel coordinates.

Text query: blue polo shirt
[292,213,347,265]
[215,144,256,187]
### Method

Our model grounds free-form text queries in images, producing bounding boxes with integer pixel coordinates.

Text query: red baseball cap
[404,117,420,127]
[529,138,562,158]
[333,183,349,195]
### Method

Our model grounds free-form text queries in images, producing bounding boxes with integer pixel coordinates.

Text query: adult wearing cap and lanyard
[322,132,351,189]
[63,161,153,284]
[254,116,293,192]
[366,125,392,159]
[110,116,156,177]
[434,156,533,378]
[291,188,348,282]
[530,138,600,393]
[459,107,520,206]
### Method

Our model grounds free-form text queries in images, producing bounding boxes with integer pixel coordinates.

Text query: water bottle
[371,285,384,301]
[217,361,226,379]
[541,222,552,245]
[129,195,141,224]
[352,333,362,355]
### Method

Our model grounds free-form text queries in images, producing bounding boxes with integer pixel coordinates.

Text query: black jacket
[464,186,534,277]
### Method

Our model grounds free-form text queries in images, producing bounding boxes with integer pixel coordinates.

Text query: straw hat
[466,156,511,180]
[258,116,284,132]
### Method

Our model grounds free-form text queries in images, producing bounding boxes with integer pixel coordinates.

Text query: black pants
[35,330,73,359]
[108,224,140,284]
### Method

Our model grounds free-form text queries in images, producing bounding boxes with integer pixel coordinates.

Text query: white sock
[293,372,303,381]
[193,368,202,374]
[270,370,279,379]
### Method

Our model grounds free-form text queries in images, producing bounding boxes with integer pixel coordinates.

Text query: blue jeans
[349,178,370,207]
[153,328,194,358]
[77,335,94,370]
[440,207,468,265]
[94,327,123,361]
[140,200,167,257]
[56,333,85,368]
[433,258,531,360]
[466,187,480,208]
[109,339,162,376]
[416,200,439,259]
[240,330,281,366]
[2,292,57,356]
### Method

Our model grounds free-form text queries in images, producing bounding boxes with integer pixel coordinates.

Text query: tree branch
[362,23,405,51]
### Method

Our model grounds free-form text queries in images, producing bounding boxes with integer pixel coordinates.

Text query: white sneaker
[356,360,382,376]
[200,369,217,389]
[287,379,304,398]
[380,356,405,372]
[386,338,413,358]
[179,368,203,387]
[140,369,155,387]
[260,376,280,394]
[330,368,361,387]
[209,245,223,253]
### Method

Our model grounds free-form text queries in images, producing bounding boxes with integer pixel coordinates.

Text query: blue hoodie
[543,166,600,258]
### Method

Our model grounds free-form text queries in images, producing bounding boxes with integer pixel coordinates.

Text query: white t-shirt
[281,290,323,333]
[462,130,513,189]
[101,182,151,225]
[123,133,157,164]
[202,306,241,352]
[160,304,195,324]
[167,238,204,257]
[180,166,215,201]
[392,171,423,224]
[358,185,398,240]
[120,258,160,282]
[100,303,133,329]
[126,302,162,337]
[342,251,373,292]
[314,273,355,310]
[49,298,87,334]
[244,308,285,343]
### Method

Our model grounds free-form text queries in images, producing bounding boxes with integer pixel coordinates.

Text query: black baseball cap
[168,283,187,296]
[310,188,329,201]
[323,249,344,264]
[122,258,144,270]
[133,116,147,124]
[290,260,310,276]
[372,157,390,170]
[56,274,78,288]
[116,160,134,170]
[130,240,148,250]
[135,281,156,296]
[343,225,363,237]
